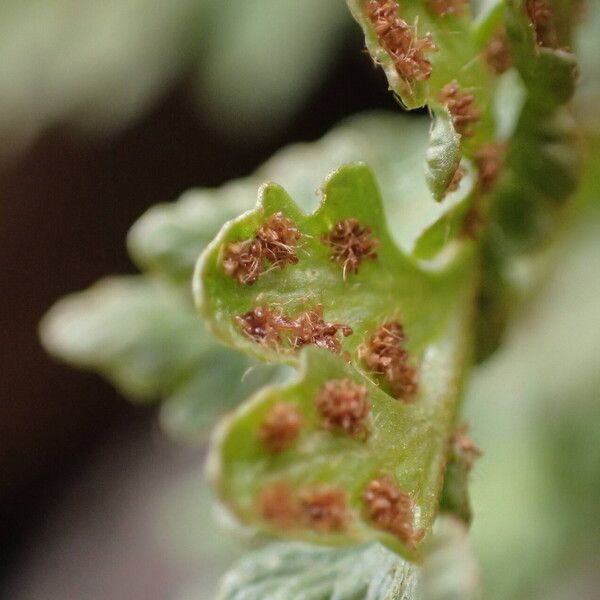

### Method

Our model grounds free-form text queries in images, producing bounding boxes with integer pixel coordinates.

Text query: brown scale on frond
[450,423,482,470]
[439,81,480,137]
[366,0,436,82]
[483,29,512,74]
[237,303,353,354]
[299,486,349,532]
[428,0,469,17]
[259,402,303,452]
[289,304,353,354]
[363,476,424,548]
[474,142,505,193]
[359,321,419,401]
[258,482,298,528]
[222,212,301,284]
[322,218,379,277]
[526,0,557,48]
[222,239,263,285]
[316,379,371,439]
[235,305,289,347]
[256,212,301,269]
[447,165,466,194]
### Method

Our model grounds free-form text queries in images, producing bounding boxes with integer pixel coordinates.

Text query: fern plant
[41,0,587,597]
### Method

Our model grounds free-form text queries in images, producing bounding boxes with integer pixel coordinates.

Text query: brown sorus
[439,81,480,137]
[447,165,466,194]
[259,402,303,452]
[299,485,349,532]
[222,239,263,285]
[322,218,379,277]
[362,476,424,548]
[289,304,353,354]
[474,142,505,193]
[359,321,418,401]
[222,212,301,284]
[460,204,484,240]
[256,212,301,269]
[526,0,557,47]
[235,305,288,347]
[316,379,371,439]
[450,423,482,470]
[483,29,512,74]
[237,303,352,354]
[258,482,298,528]
[428,0,469,17]
[366,0,436,82]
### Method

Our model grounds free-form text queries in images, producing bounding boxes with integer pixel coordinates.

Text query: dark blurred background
[0,22,397,593]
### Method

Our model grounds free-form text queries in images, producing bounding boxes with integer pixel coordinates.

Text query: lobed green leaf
[199,164,477,557]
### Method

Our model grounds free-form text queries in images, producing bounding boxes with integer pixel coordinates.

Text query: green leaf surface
[199,164,477,556]
[217,542,417,600]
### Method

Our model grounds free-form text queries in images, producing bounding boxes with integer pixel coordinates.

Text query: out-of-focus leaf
[40,277,208,399]
[466,213,600,599]
[40,276,277,440]
[200,164,477,557]
[196,0,350,135]
[575,1,600,130]
[417,516,480,600]
[0,0,203,152]
[0,0,349,155]
[216,515,480,600]
[467,0,582,359]
[218,542,417,600]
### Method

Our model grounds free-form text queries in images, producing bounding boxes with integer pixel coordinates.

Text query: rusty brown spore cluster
[222,212,300,284]
[258,482,297,528]
[447,165,466,194]
[366,0,436,82]
[258,482,349,532]
[359,321,418,401]
[236,304,353,354]
[526,0,557,48]
[474,142,505,194]
[235,304,288,347]
[362,476,424,548]
[439,81,480,137]
[316,379,371,439]
[459,142,505,239]
[258,402,303,453]
[299,486,349,532]
[450,423,482,470]
[289,305,353,353]
[428,0,469,17]
[322,218,379,277]
[483,29,512,74]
